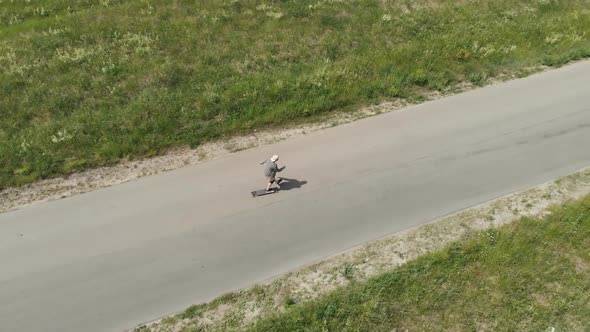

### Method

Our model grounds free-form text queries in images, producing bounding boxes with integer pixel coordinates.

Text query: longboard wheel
[251,191,256,197]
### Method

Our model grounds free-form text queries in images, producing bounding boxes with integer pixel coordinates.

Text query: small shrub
[410,69,428,86]
[469,72,488,86]
[180,304,206,319]
[455,49,472,62]
[284,296,297,307]
[342,264,354,280]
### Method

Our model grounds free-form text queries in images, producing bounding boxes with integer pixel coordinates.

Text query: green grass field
[1,0,590,189]
[250,194,590,331]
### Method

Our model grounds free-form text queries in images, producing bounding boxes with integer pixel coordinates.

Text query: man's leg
[266,176,275,191]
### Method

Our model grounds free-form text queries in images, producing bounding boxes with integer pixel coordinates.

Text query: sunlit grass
[1,0,589,188]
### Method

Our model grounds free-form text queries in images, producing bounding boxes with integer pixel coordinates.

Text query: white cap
[271,155,279,162]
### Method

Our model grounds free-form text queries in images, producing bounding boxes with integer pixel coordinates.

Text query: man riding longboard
[262,154,285,192]
[251,155,286,197]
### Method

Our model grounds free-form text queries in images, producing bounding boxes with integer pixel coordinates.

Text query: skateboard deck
[251,188,279,197]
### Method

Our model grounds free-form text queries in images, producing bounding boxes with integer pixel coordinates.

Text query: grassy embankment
[250,195,590,331]
[2,0,590,189]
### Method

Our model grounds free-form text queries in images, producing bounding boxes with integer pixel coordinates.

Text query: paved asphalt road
[1,61,590,332]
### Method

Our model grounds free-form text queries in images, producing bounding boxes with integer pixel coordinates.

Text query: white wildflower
[20,140,30,153]
[478,45,496,57]
[51,129,73,144]
[256,4,273,11]
[266,11,284,19]
[121,32,157,54]
[569,33,583,42]
[9,14,23,25]
[43,27,68,36]
[545,33,562,44]
[500,45,517,53]
[33,7,48,16]
[56,46,95,63]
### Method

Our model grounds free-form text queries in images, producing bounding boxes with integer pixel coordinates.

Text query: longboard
[251,188,279,197]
